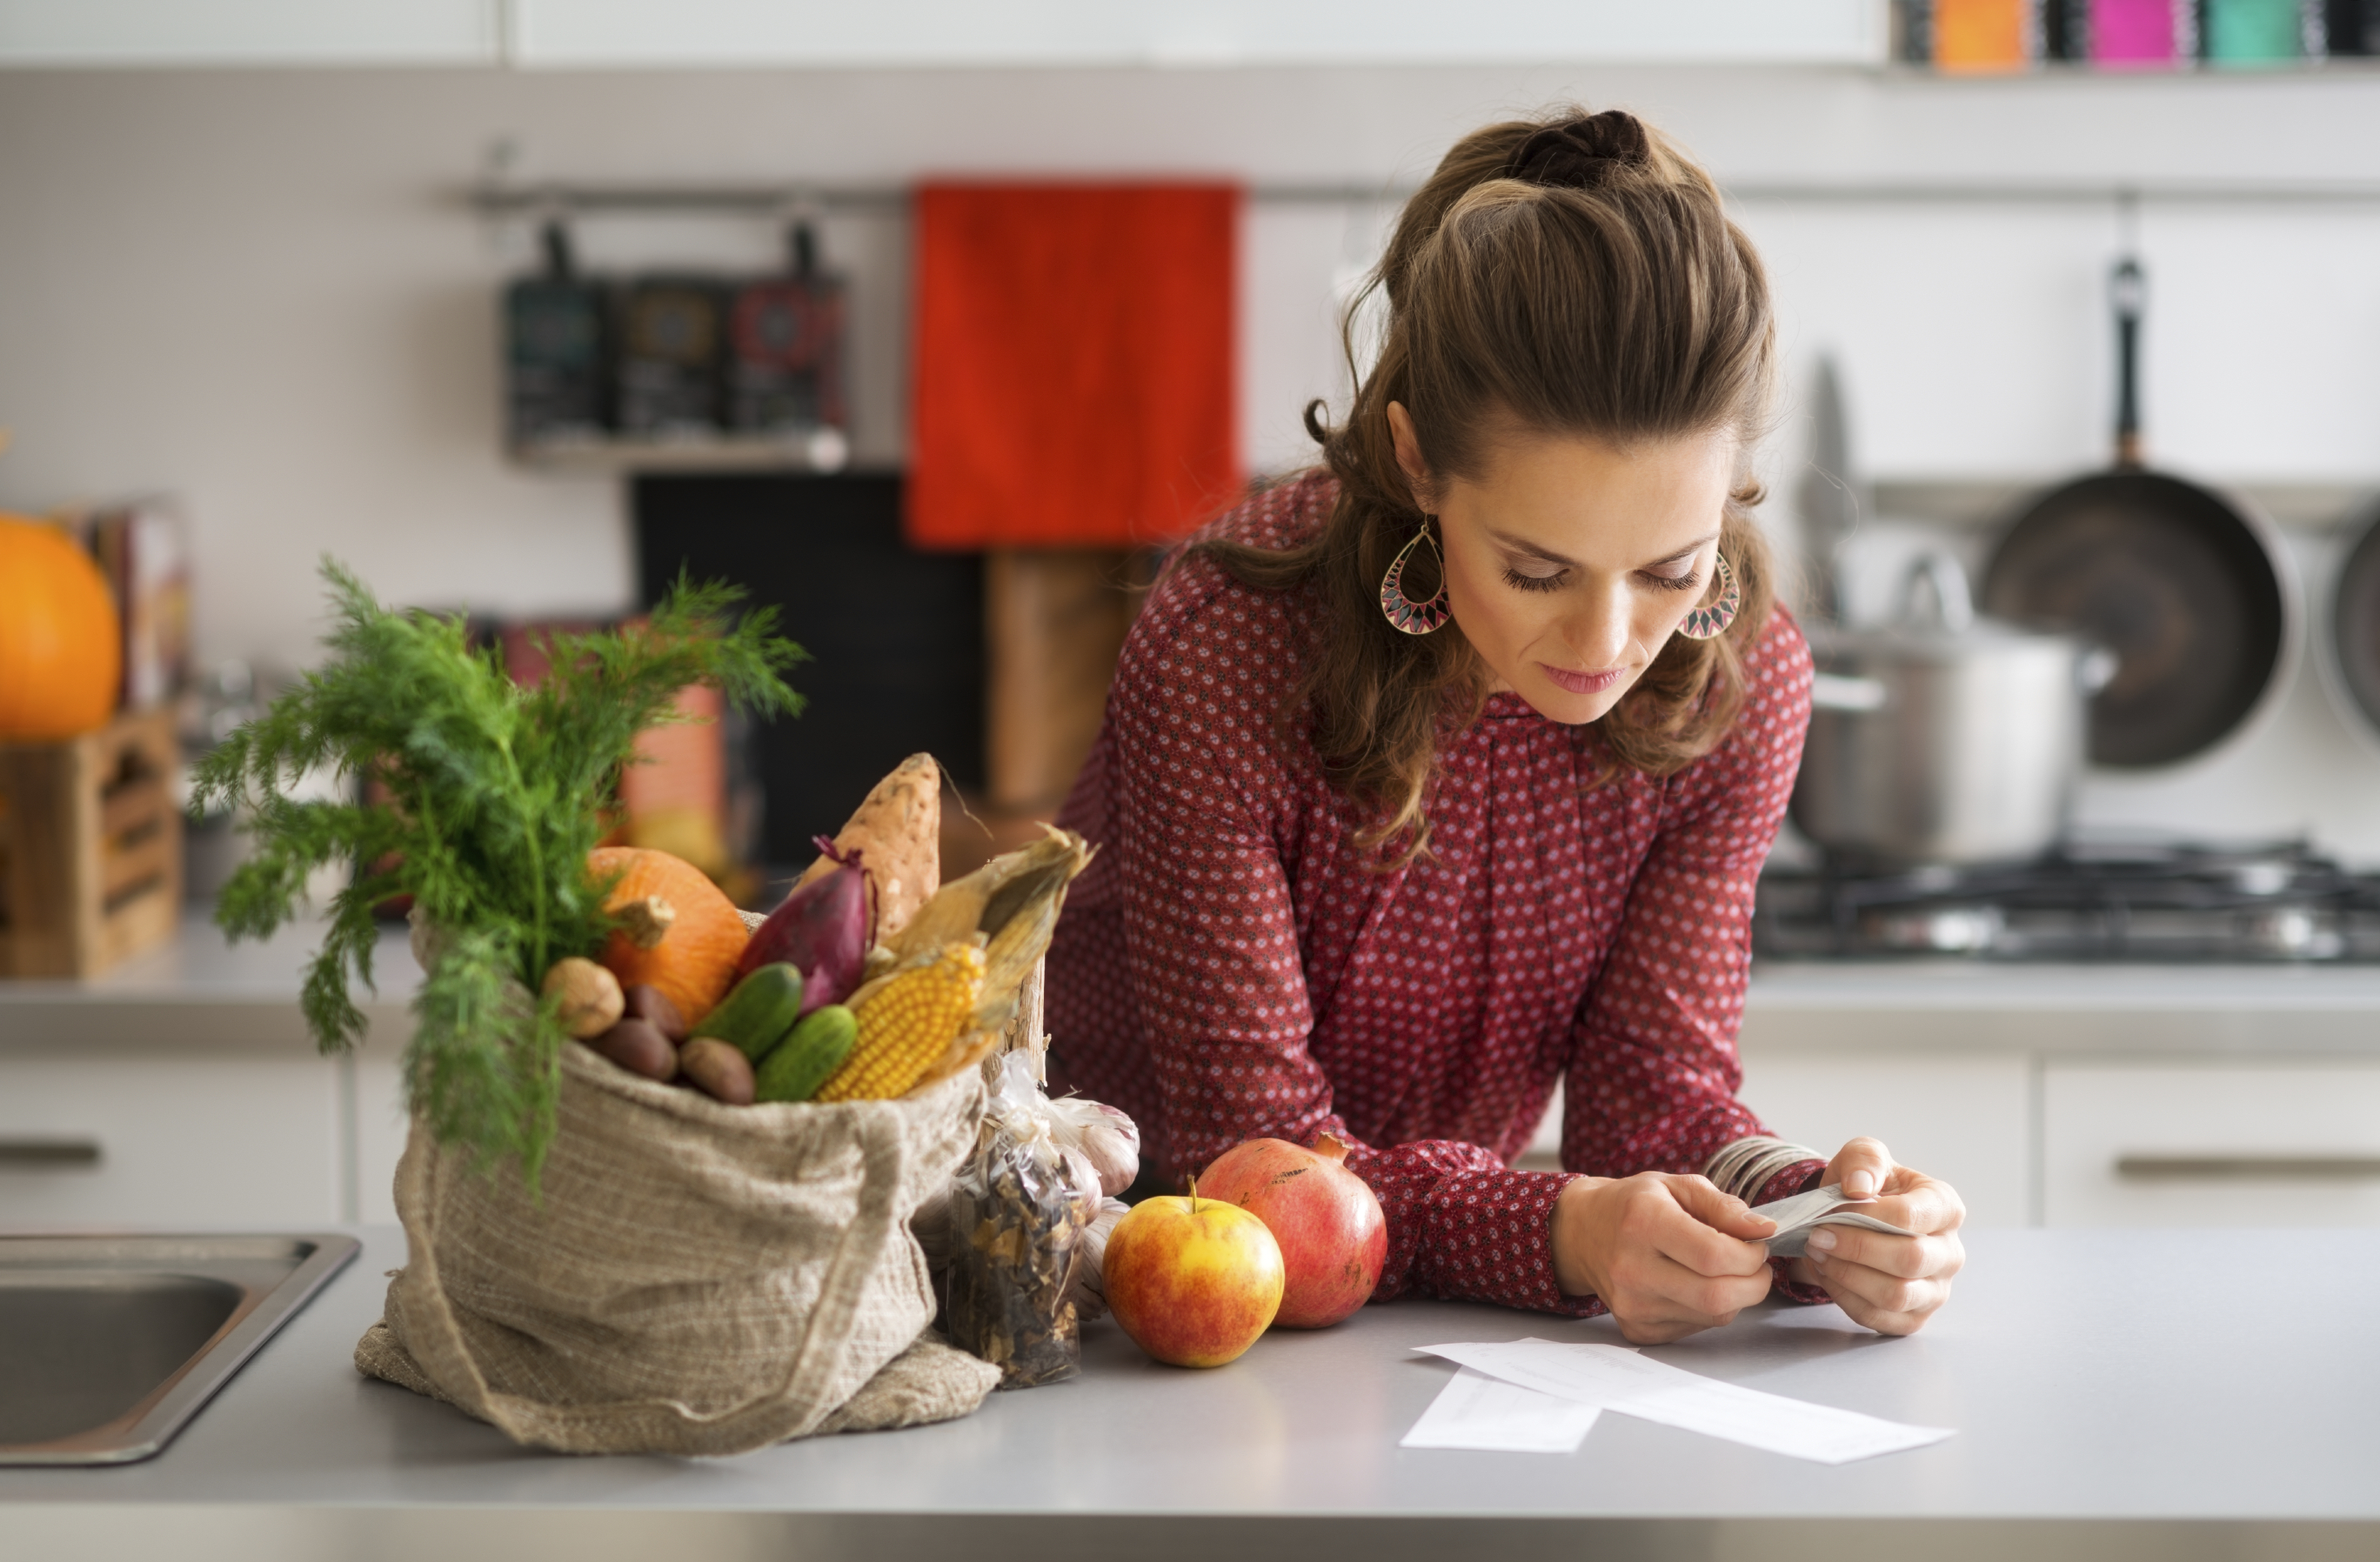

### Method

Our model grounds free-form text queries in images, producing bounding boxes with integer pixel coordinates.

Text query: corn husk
[888,830,1090,960]
[885,828,1093,1039]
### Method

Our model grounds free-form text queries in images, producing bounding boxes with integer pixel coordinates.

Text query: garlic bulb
[1066,1197,1133,1323]
[1046,1096,1141,1196]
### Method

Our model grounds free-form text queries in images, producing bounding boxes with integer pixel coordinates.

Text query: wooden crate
[0,708,183,978]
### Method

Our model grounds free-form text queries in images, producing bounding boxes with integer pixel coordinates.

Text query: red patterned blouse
[1046,473,1825,1318]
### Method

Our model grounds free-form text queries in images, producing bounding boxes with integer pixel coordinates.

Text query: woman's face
[1387,402,1738,726]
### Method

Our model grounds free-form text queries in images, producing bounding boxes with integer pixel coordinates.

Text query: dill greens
[193,561,805,1183]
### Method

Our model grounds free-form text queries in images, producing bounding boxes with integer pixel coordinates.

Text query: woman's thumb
[1832,1137,1894,1199]
[1673,1175,1776,1238]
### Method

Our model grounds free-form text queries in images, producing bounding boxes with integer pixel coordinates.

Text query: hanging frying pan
[2318,495,2380,748]
[1982,257,2296,770]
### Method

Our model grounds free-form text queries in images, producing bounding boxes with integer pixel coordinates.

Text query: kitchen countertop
[1740,958,2380,1055]
[1,1226,2373,1556]
[12,917,2380,1060]
[0,916,417,1056]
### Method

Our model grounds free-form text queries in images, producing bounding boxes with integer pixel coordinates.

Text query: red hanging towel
[907,183,1240,550]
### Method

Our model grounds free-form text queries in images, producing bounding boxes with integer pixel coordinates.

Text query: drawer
[1735,1053,2030,1228]
[0,1058,341,1229]
[354,1053,407,1227]
[2044,1061,2380,1227]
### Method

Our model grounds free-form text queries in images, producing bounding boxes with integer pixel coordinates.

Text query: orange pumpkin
[587,846,748,1027]
[0,516,122,738]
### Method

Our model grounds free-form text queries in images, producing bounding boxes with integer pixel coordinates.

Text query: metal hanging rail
[467,177,2380,217]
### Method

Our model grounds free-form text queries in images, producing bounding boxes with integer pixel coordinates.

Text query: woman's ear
[1385,401,1435,512]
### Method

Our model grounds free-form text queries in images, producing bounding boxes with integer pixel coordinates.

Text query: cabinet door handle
[0,1138,103,1168]
[2116,1153,2380,1182]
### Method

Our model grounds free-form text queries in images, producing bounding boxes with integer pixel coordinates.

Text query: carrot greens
[193,561,804,1182]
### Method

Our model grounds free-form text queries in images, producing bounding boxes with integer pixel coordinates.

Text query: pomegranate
[1198,1134,1386,1328]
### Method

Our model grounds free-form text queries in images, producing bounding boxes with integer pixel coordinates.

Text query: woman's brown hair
[1200,106,1780,864]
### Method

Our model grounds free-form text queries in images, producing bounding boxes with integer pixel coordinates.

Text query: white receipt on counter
[1400,1365,1608,1453]
[1409,1339,1953,1465]
[1755,1184,1910,1259]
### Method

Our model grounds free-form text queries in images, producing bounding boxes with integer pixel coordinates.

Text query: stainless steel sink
[0,1233,358,1465]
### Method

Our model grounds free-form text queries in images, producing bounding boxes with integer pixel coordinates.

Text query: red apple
[1103,1181,1284,1368]
[1198,1134,1386,1328]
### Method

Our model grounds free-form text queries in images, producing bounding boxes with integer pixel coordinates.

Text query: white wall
[3,63,2379,847]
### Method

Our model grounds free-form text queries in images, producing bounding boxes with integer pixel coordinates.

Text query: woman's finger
[1646,1245,1773,1319]
[1824,1137,1895,1200]
[1869,1172,1968,1235]
[1807,1225,1963,1281]
[1666,1174,1782,1248]
[1862,1190,1960,1239]
[1811,1249,1949,1322]
[1648,1212,1774,1282]
[1605,1262,1768,1342]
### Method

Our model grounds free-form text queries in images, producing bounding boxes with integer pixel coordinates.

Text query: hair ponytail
[1200,105,1780,866]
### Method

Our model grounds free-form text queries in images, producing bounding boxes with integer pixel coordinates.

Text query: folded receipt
[1403,1338,1953,1465]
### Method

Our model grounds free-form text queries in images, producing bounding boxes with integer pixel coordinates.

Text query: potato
[588,1018,677,1081]
[799,753,941,944]
[542,957,625,1040]
[679,1037,756,1106]
[620,983,688,1044]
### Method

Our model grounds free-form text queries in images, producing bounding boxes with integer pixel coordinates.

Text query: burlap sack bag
[354,1038,998,1457]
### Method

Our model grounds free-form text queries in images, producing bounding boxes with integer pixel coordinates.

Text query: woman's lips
[1540,664,1624,696]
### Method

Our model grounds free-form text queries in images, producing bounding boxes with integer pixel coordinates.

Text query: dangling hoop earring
[1675,553,1741,641]
[1380,522,1452,636]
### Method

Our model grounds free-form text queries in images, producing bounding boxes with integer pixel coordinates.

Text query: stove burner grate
[1755,840,2380,962]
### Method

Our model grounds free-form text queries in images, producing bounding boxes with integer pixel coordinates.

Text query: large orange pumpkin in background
[0,515,121,738]
[586,846,748,1027]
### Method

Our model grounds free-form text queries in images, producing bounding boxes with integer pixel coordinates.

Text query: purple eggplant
[736,837,870,1015]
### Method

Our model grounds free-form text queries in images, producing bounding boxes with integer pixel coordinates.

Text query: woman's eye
[1501,567,1568,594]
[1641,566,1702,593]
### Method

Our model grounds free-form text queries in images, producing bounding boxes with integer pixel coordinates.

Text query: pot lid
[1805,553,2092,663]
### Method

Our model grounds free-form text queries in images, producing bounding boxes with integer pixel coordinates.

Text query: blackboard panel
[632,473,983,866]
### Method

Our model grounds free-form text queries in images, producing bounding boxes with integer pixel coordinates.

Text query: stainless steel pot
[1792,554,2110,866]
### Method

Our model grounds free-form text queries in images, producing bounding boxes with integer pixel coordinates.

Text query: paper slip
[1401,1366,1607,1453]
[1415,1339,1953,1465]
[1755,1184,1911,1260]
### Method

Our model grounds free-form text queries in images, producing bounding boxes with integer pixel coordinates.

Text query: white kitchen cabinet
[0,0,498,65]
[511,0,1885,68]
[353,1053,407,1228]
[1517,1052,2030,1228]
[2043,1061,2380,1228]
[0,1057,343,1229]
[1736,1052,2032,1228]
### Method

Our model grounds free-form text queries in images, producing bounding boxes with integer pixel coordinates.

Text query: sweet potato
[679,1037,756,1105]
[799,752,942,943]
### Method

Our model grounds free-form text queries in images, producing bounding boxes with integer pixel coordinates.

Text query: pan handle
[2111,257,2146,470]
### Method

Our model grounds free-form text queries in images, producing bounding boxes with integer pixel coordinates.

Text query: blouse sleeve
[1563,614,1816,1182]
[1108,581,1594,1316]
[1561,617,1825,1306]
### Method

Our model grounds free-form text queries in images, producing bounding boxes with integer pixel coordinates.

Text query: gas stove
[1754,838,2380,963]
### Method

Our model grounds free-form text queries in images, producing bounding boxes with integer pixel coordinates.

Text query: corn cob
[813,941,986,1102]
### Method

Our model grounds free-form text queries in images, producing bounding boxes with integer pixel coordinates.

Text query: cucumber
[691,963,805,1062]
[754,1005,859,1104]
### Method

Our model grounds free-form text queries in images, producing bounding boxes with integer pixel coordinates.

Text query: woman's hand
[1550,1172,1779,1344]
[1786,1138,1965,1337]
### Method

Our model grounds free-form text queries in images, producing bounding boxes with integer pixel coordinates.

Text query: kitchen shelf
[1871,477,2378,530]
[510,428,851,475]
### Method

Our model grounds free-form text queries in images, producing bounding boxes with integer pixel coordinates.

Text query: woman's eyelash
[1502,567,1566,594]
[1499,564,1704,594]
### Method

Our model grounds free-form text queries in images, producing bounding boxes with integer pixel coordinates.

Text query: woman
[1046,108,1964,1343]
